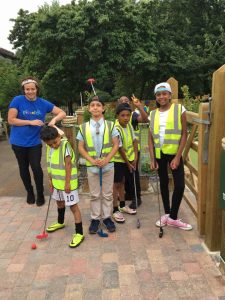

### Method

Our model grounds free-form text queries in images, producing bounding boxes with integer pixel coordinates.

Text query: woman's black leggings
[12,144,44,195]
[156,152,185,220]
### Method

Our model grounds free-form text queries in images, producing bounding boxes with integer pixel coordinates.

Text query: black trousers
[125,152,141,200]
[156,152,185,220]
[12,144,44,195]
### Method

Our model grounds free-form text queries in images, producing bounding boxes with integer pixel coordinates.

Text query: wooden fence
[183,103,209,235]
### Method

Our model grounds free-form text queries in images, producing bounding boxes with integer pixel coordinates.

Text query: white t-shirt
[149,105,186,147]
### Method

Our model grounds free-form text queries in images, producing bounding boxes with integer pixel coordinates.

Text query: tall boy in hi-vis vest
[148,82,192,230]
[77,96,119,234]
[40,126,84,248]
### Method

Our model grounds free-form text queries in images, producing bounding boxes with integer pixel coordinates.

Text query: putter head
[159,228,163,238]
[36,231,48,239]
[137,219,141,229]
[97,229,108,238]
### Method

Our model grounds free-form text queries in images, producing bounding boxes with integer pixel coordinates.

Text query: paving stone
[103,270,119,289]
[0,170,225,300]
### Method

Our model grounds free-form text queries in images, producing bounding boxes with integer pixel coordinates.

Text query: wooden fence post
[197,103,209,235]
[205,65,225,251]
[167,77,178,99]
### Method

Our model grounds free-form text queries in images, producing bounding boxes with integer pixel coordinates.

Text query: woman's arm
[8,108,44,126]
[48,106,66,126]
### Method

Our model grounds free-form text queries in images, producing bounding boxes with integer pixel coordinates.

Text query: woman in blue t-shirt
[8,76,66,206]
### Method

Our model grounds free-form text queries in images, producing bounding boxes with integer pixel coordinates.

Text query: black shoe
[103,217,116,233]
[36,193,45,206]
[27,191,35,204]
[89,219,100,234]
[129,202,137,210]
[138,199,142,207]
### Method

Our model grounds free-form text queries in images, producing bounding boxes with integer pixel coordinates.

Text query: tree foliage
[4,0,225,108]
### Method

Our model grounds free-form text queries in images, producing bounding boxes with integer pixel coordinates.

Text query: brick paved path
[0,140,225,299]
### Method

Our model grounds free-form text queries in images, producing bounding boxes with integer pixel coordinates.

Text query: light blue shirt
[77,118,120,174]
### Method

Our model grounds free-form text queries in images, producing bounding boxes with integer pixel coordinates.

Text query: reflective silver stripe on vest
[85,146,96,151]
[81,123,89,147]
[174,104,178,130]
[150,110,156,132]
[51,174,78,180]
[154,143,161,148]
[163,139,180,145]
[152,133,160,139]
[164,104,181,134]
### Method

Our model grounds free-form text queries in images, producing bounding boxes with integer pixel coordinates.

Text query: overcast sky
[0,0,72,52]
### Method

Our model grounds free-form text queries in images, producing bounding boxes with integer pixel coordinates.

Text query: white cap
[154,82,172,94]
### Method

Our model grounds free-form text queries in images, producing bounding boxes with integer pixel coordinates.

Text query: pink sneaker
[155,214,169,227]
[167,217,193,231]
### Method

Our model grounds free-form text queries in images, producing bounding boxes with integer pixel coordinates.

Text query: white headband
[21,79,38,87]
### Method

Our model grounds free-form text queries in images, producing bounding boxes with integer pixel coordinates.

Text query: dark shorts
[114,162,129,183]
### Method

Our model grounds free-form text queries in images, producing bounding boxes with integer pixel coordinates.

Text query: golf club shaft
[133,170,140,227]
[43,195,51,233]
[155,171,163,232]
[91,82,96,95]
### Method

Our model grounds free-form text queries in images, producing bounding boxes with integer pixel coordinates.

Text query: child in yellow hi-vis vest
[40,125,84,248]
[77,95,119,234]
[113,103,138,223]
[148,82,192,230]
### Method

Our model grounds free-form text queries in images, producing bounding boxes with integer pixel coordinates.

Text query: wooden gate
[182,103,209,235]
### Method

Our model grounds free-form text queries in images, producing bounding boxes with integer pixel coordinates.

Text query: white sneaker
[155,214,169,227]
[113,211,125,223]
[167,217,193,231]
[119,206,136,215]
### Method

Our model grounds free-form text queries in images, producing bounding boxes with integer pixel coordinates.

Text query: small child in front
[40,125,84,248]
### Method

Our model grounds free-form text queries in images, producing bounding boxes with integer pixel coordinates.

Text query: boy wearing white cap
[148,82,192,230]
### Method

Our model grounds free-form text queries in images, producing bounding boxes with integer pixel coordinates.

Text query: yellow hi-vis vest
[114,120,135,162]
[46,138,78,190]
[129,111,140,151]
[150,103,182,159]
[79,120,114,167]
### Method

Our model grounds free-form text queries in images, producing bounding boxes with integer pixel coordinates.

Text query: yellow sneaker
[46,222,65,232]
[69,233,84,248]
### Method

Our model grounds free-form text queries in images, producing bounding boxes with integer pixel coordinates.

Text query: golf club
[97,167,108,238]
[87,78,96,96]
[36,194,51,239]
[133,170,141,229]
[155,171,163,238]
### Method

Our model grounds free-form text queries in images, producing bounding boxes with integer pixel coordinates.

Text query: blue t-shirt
[9,95,54,147]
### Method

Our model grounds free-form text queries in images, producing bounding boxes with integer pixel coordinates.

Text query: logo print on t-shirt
[22,109,42,116]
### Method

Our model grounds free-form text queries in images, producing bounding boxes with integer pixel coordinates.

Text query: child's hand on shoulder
[65,182,71,194]
[170,157,180,170]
